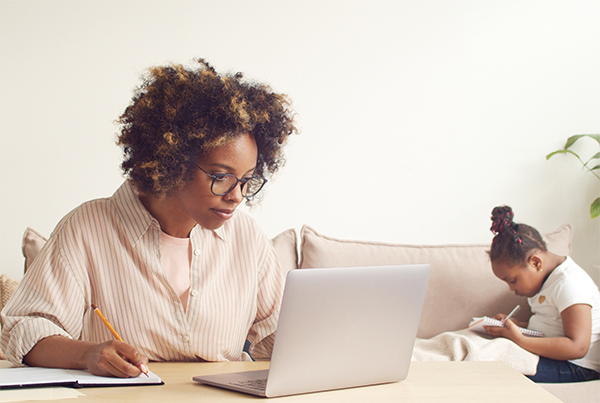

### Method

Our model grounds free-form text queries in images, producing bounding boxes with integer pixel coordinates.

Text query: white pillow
[22,227,48,273]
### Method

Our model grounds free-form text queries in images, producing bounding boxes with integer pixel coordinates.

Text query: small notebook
[468,317,544,337]
[0,367,163,389]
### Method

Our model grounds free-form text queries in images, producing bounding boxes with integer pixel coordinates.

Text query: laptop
[193,264,430,398]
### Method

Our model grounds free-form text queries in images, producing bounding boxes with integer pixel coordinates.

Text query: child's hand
[484,318,523,342]
[493,313,526,328]
[493,313,507,321]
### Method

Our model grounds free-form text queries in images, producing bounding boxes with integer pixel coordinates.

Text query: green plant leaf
[546,150,568,160]
[591,197,600,219]
[548,134,600,218]
[564,135,585,149]
[546,149,580,160]
[565,134,600,150]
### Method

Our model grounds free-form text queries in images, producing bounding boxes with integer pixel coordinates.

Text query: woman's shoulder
[51,195,119,238]
[52,182,145,235]
[231,209,262,230]
[221,209,269,244]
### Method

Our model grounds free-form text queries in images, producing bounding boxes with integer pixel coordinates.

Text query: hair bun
[490,205,515,234]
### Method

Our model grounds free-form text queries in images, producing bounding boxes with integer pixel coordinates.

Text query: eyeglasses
[193,163,267,198]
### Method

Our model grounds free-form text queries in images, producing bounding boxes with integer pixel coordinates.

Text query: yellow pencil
[91,303,148,376]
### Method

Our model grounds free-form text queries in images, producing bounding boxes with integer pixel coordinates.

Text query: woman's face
[175,132,259,231]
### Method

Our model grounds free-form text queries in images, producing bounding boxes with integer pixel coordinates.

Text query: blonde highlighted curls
[117,58,297,199]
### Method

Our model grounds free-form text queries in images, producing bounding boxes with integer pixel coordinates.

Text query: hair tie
[490,208,514,235]
[490,216,512,234]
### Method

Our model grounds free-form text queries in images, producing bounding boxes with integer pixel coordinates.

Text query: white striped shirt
[1,181,284,365]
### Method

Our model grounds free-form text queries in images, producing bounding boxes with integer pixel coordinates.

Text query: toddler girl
[486,205,600,383]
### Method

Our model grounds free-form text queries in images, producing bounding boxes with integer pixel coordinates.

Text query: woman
[1,58,297,377]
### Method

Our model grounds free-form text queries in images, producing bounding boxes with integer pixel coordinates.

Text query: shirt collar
[214,224,228,241]
[113,181,156,247]
[190,219,230,242]
[114,180,231,245]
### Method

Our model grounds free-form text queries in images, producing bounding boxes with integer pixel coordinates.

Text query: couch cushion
[22,227,48,273]
[299,224,572,339]
[270,228,298,276]
[0,273,20,359]
[540,380,600,403]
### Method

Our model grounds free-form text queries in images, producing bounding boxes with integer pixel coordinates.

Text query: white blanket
[411,329,539,375]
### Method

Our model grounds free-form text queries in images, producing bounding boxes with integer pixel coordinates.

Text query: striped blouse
[0,181,284,365]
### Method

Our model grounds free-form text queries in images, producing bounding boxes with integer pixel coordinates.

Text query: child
[486,205,600,383]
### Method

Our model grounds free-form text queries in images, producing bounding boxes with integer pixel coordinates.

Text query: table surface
[1,360,563,402]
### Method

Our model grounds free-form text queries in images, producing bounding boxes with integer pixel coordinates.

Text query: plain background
[1,0,599,285]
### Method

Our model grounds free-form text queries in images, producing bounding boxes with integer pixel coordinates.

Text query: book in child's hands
[468,317,544,337]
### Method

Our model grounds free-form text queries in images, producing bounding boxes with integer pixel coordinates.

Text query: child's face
[491,257,545,298]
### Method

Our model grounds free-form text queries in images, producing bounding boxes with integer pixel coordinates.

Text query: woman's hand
[24,335,148,378]
[82,340,149,378]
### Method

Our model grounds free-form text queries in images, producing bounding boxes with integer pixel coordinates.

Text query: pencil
[503,304,521,325]
[91,303,148,376]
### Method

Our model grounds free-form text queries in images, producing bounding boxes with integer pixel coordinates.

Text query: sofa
[2,224,599,402]
[270,224,599,403]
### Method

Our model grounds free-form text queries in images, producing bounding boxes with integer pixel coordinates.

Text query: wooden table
[1,361,562,402]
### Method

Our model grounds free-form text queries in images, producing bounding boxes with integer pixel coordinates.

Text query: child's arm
[485,304,592,361]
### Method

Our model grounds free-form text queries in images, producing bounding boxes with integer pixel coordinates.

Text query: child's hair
[488,205,547,266]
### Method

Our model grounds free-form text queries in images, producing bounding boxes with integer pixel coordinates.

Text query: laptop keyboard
[229,378,267,391]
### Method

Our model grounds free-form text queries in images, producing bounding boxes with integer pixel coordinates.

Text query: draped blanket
[411,329,539,375]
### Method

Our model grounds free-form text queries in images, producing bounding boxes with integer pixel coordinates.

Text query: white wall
[1,0,599,285]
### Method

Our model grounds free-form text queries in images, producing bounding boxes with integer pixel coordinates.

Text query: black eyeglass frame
[193,163,267,198]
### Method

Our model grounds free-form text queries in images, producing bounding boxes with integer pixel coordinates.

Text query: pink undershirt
[160,231,192,311]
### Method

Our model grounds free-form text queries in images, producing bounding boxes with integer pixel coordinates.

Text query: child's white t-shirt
[528,256,600,372]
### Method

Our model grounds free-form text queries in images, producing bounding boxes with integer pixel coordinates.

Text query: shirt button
[194,249,201,256]
[190,289,198,297]
[182,335,190,343]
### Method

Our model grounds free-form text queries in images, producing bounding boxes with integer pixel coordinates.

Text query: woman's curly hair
[116,58,297,200]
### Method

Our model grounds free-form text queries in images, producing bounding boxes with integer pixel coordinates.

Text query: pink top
[160,232,192,312]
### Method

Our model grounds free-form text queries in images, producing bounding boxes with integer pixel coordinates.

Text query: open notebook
[193,264,431,398]
[0,367,163,389]
[469,317,544,337]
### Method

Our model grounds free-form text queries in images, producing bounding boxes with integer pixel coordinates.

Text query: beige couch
[2,225,599,402]
[271,224,599,403]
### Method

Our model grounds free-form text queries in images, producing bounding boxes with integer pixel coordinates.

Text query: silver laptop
[193,264,430,398]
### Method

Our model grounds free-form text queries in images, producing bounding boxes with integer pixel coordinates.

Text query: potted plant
[547,134,600,219]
